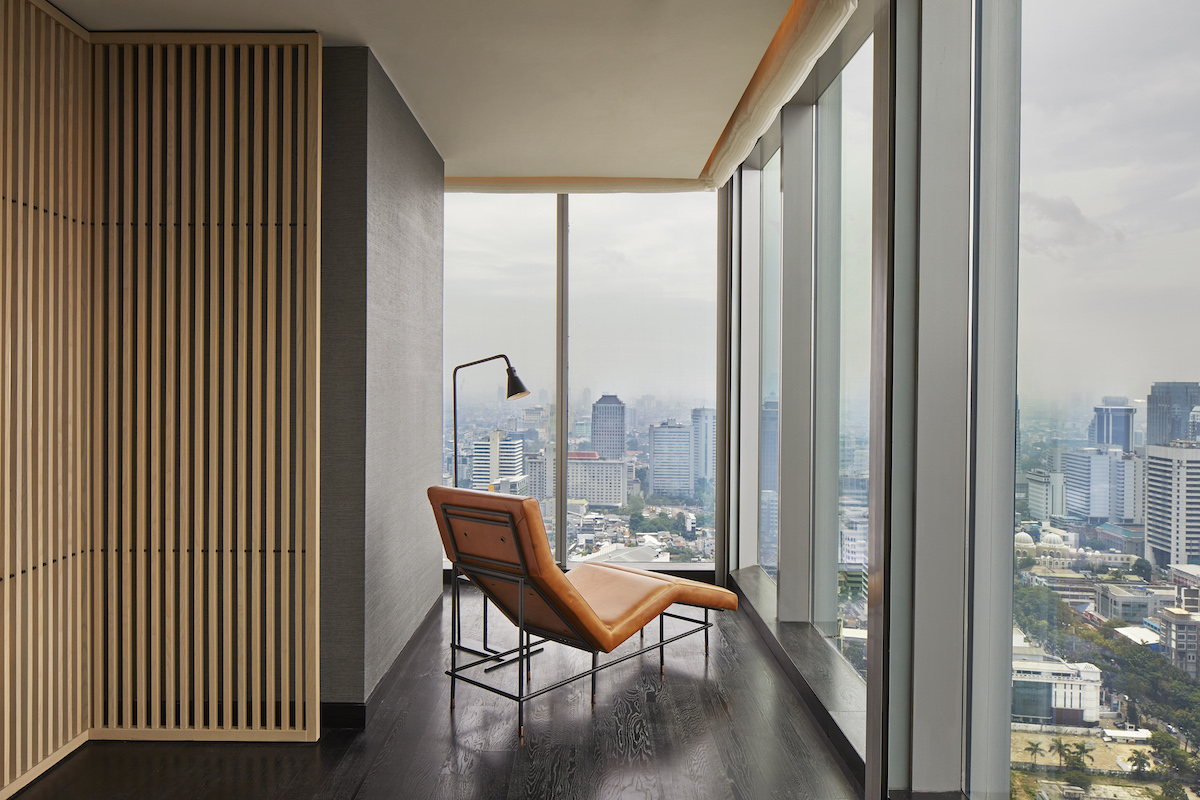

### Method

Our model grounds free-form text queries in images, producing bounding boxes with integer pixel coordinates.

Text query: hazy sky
[1018,1,1200,406]
[444,192,717,408]
[444,2,1200,415]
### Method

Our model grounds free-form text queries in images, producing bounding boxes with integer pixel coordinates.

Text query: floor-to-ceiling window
[566,193,717,567]
[758,150,783,580]
[444,193,716,569]
[813,34,873,678]
[443,194,557,542]
[1010,2,1200,796]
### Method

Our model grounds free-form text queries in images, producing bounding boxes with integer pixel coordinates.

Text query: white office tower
[530,442,556,500]
[471,430,526,493]
[1107,452,1145,525]
[590,394,626,460]
[691,407,717,482]
[567,453,628,508]
[1026,468,1065,521]
[1063,446,1123,524]
[1190,406,1200,441]
[1146,441,1200,567]
[648,420,694,497]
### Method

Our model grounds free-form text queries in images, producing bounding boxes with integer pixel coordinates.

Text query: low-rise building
[1011,653,1102,727]
[1094,583,1177,624]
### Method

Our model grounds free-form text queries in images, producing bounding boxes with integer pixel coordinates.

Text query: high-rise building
[1026,468,1065,521]
[760,400,779,493]
[1063,447,1120,524]
[566,452,628,508]
[1147,382,1200,446]
[527,443,554,501]
[648,420,694,497]
[1146,441,1200,567]
[1108,452,1145,525]
[1160,586,1200,680]
[1090,396,1135,453]
[471,430,526,493]
[1190,406,1200,441]
[691,407,717,482]
[591,394,626,460]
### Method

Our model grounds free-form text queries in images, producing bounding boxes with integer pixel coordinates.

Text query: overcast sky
[444,192,717,409]
[445,2,1200,416]
[1018,1,1200,408]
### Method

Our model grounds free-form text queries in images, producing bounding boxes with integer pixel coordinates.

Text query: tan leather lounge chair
[428,486,737,738]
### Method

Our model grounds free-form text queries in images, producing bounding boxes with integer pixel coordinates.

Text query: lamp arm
[451,354,513,488]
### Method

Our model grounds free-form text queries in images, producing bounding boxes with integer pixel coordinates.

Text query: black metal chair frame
[438,502,713,740]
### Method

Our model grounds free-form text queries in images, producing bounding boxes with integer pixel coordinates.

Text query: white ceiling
[54,0,794,185]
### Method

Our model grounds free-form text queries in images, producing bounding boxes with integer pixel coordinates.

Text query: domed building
[1014,529,1079,569]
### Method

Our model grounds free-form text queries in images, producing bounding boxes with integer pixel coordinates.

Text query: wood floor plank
[14,585,860,800]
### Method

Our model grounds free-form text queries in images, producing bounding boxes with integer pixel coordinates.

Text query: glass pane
[566,193,717,568]
[815,36,872,679]
[1012,2,1200,793]
[759,150,782,580]
[443,194,557,543]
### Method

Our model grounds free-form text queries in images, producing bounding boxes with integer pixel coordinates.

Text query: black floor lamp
[451,354,530,488]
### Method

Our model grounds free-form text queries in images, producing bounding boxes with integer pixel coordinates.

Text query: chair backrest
[427,486,608,651]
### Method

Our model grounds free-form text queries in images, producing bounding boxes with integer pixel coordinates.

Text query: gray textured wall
[363,51,445,695]
[320,47,444,706]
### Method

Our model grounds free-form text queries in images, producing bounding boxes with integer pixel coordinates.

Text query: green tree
[1152,730,1179,761]
[1070,741,1095,767]
[1162,779,1186,800]
[1129,749,1151,775]
[629,512,645,533]
[1132,558,1153,582]
[1016,555,1036,571]
[1129,702,1141,729]
[1024,740,1045,767]
[635,466,648,485]
[1048,736,1070,768]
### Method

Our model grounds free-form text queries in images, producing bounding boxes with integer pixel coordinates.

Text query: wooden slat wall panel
[90,37,321,743]
[0,1,92,797]
[2,13,322,794]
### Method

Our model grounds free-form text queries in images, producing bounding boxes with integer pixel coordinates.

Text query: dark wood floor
[18,585,861,800]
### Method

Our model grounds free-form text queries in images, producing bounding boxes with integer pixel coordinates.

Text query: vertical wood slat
[192,41,205,733]
[163,42,176,732]
[2,0,13,779]
[282,43,296,734]
[149,42,162,731]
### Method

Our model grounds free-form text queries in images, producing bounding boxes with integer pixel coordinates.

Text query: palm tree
[1049,736,1070,768]
[1072,742,1094,763]
[1129,748,1151,775]
[1025,740,1045,767]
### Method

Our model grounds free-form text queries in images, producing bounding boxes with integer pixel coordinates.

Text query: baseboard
[319,701,367,729]
[321,598,443,732]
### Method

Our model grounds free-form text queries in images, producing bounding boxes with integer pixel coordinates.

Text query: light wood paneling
[91,37,321,742]
[0,1,92,796]
[2,11,322,797]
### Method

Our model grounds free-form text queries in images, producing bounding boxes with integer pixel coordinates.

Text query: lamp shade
[506,367,530,400]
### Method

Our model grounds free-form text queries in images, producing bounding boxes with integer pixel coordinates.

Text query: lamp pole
[451,354,530,488]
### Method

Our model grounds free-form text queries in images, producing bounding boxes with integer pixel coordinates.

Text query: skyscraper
[648,420,694,497]
[471,430,527,493]
[1090,396,1135,453]
[691,407,717,482]
[591,394,626,460]
[1147,382,1200,446]
[1146,441,1200,567]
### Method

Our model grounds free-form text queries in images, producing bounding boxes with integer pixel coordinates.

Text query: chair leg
[591,653,598,706]
[450,567,458,710]
[659,614,665,678]
[704,608,710,656]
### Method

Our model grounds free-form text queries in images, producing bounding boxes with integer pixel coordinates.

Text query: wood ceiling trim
[444,176,710,194]
[700,0,857,189]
